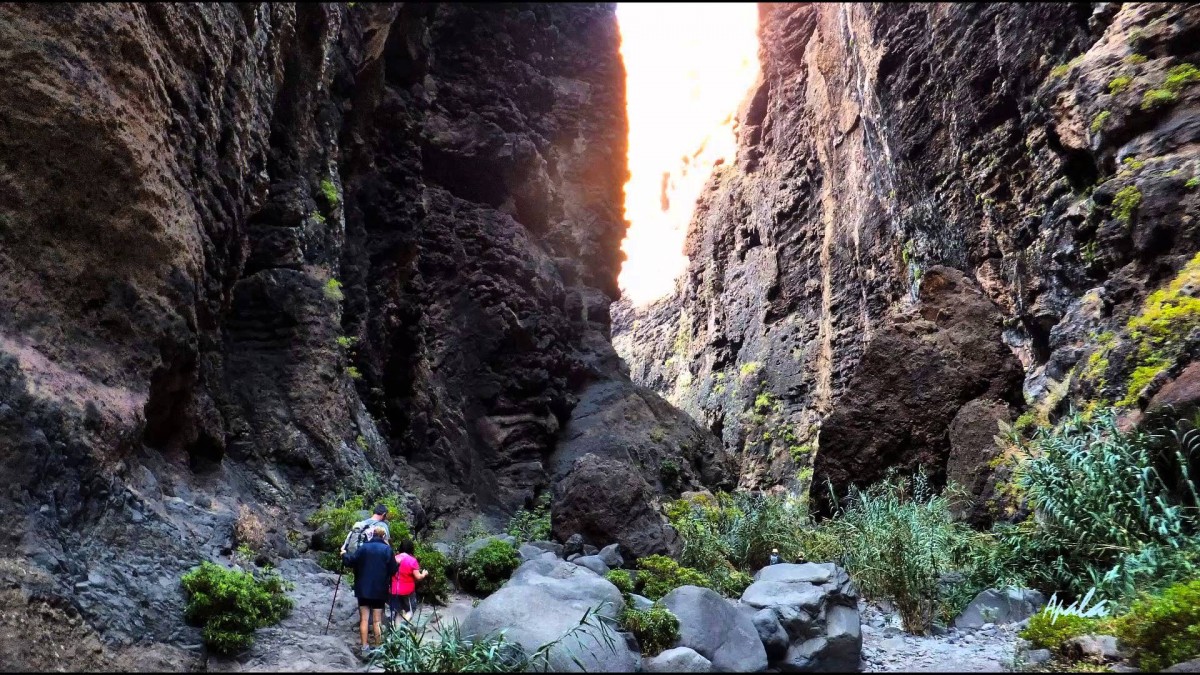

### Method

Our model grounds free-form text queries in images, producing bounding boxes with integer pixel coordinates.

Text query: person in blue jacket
[342,526,399,657]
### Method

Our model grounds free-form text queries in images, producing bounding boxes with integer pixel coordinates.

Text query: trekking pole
[324,571,343,635]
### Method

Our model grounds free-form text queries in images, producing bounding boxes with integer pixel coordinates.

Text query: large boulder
[945,398,1013,525]
[552,453,682,559]
[740,563,861,672]
[660,585,768,673]
[642,646,714,673]
[812,267,1023,515]
[953,587,1046,629]
[461,557,638,672]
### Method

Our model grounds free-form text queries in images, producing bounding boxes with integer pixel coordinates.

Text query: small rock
[563,533,585,558]
[582,544,599,556]
[980,622,995,631]
[642,646,714,673]
[571,555,609,576]
[567,553,580,562]
[130,511,144,523]
[598,543,624,568]
[1065,634,1123,662]
[629,594,655,611]
[1165,658,1200,673]
[1024,648,1052,665]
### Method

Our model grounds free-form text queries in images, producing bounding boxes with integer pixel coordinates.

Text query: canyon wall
[615,2,1200,518]
[0,3,731,664]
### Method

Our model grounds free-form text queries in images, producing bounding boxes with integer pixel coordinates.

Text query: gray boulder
[1023,648,1052,665]
[584,544,599,556]
[530,540,564,557]
[519,544,545,562]
[740,563,861,672]
[1166,659,1200,672]
[629,593,656,611]
[465,534,517,558]
[572,555,610,576]
[461,557,637,672]
[599,543,624,569]
[643,646,714,673]
[751,608,789,661]
[661,585,768,672]
[953,587,1046,629]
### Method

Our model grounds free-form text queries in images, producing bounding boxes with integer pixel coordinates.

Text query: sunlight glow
[616,3,760,306]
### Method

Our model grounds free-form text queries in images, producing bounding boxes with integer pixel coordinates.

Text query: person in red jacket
[389,539,428,625]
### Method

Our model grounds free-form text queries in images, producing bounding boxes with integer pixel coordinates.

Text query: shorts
[389,593,416,617]
[358,597,386,610]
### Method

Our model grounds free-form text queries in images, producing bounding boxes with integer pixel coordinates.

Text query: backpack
[343,518,387,557]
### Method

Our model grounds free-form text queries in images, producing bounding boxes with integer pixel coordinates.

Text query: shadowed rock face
[0,2,733,662]
[615,3,1200,508]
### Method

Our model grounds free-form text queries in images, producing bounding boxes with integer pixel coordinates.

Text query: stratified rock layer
[0,2,732,665]
[615,3,1200,509]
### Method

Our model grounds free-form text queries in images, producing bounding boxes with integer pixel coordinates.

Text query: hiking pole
[324,571,343,635]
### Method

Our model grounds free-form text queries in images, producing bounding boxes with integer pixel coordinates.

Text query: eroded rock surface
[0,1,732,662]
[614,2,1200,510]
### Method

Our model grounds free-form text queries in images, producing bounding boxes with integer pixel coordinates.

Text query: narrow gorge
[1,2,1198,672]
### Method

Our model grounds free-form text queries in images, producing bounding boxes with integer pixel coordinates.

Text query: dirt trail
[859,601,1020,672]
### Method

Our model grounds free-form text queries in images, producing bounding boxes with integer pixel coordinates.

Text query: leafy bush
[999,408,1200,602]
[373,606,618,673]
[1108,75,1133,94]
[180,562,293,655]
[1113,579,1200,671]
[668,490,811,573]
[636,555,712,601]
[461,540,521,596]
[414,540,452,605]
[320,178,339,207]
[619,604,680,656]
[605,569,635,595]
[506,493,551,544]
[1019,608,1104,652]
[1112,185,1142,221]
[324,278,344,302]
[308,474,411,552]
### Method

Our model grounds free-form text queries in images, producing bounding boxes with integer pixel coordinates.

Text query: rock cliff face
[615,3,1200,516]
[0,3,732,665]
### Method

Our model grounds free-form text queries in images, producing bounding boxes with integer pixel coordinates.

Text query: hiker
[342,526,398,657]
[389,538,429,625]
[340,504,391,556]
[768,548,782,565]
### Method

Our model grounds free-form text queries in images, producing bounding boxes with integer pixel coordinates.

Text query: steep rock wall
[0,2,731,663]
[615,2,1200,515]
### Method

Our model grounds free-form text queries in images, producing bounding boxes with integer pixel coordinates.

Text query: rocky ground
[859,601,1021,673]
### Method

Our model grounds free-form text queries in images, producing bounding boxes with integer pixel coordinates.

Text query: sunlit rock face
[0,3,735,663]
[614,3,1200,512]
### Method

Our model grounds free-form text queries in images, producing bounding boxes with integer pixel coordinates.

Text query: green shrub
[414,540,452,605]
[505,493,551,544]
[346,366,363,379]
[1000,408,1200,602]
[636,555,712,601]
[320,178,339,207]
[1108,75,1133,94]
[668,491,811,574]
[1142,88,1180,110]
[1112,185,1142,221]
[180,562,294,656]
[659,459,681,489]
[708,567,754,598]
[605,569,635,595]
[324,278,344,302]
[1020,608,1104,652]
[308,478,411,553]
[1186,176,1200,189]
[619,604,680,656]
[460,540,520,596]
[1113,579,1200,671]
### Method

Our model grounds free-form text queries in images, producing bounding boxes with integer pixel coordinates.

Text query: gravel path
[858,601,1021,672]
